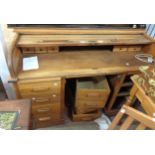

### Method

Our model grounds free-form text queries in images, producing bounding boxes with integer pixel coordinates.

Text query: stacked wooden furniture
[72,77,110,121]
[7,25,154,129]
[108,105,155,130]
[105,73,135,115]
[125,75,155,117]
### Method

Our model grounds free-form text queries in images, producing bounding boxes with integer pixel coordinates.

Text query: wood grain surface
[18,51,150,80]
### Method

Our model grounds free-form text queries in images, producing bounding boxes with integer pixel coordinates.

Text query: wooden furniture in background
[125,75,155,117]
[108,105,155,130]
[0,99,31,130]
[105,73,135,115]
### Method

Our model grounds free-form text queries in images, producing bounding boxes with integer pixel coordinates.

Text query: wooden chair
[108,105,155,130]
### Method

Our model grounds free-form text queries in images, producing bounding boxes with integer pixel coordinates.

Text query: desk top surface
[18,51,150,80]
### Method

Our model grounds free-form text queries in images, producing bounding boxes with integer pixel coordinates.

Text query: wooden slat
[17,34,151,47]
[120,116,134,130]
[123,105,155,129]
[107,74,127,111]
[122,82,133,87]
[13,28,146,35]
[108,111,124,130]
[136,123,146,130]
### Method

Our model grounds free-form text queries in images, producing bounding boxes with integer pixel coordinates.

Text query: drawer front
[128,46,142,52]
[76,90,109,102]
[75,100,103,114]
[18,80,61,97]
[76,106,98,114]
[113,46,128,52]
[23,93,60,103]
[32,103,61,116]
[32,103,63,128]
[113,46,142,52]
[34,116,64,128]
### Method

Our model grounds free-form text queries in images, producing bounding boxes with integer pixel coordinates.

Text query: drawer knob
[52,94,57,98]
[32,98,50,103]
[37,108,50,113]
[32,97,36,101]
[53,82,58,86]
[38,116,51,121]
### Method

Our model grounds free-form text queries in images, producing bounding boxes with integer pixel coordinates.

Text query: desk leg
[125,84,138,106]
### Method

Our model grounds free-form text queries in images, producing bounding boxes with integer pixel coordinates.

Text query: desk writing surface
[18,51,149,80]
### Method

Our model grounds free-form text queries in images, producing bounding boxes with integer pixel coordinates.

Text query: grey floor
[38,112,100,130]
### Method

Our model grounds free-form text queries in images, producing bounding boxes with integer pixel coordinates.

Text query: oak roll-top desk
[7,25,155,128]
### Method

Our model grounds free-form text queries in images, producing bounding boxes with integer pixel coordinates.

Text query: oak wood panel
[17,34,151,47]
[13,28,146,35]
[120,116,134,130]
[17,51,150,80]
[136,123,146,130]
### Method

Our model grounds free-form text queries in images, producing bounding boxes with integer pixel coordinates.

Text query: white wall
[0,26,16,99]
[146,24,155,38]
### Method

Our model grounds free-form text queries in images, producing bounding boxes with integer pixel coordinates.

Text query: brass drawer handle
[38,116,51,121]
[37,108,50,113]
[53,82,58,86]
[84,103,97,107]
[86,94,100,97]
[32,88,50,92]
[32,98,50,103]
[52,94,57,98]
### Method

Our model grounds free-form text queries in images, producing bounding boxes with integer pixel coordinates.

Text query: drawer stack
[72,77,110,121]
[17,78,65,128]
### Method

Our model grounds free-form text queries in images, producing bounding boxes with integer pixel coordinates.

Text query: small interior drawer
[113,46,128,52]
[113,45,142,52]
[128,46,142,52]
[22,46,59,54]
